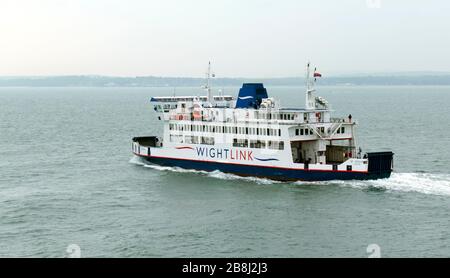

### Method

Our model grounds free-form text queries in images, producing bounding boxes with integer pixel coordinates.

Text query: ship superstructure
[132,63,393,181]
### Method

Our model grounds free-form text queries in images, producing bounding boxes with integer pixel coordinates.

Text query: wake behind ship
[132,63,394,181]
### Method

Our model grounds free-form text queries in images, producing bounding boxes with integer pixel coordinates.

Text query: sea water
[0,86,449,257]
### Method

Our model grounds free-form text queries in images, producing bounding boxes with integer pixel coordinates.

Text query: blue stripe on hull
[139,156,391,181]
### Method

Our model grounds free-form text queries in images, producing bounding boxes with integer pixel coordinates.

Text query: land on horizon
[1,73,450,87]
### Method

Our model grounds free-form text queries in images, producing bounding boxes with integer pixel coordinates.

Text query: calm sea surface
[0,86,449,258]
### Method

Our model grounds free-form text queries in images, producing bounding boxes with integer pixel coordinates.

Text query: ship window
[300,129,304,136]
[233,139,248,148]
[305,129,309,135]
[267,141,285,150]
[246,127,249,135]
[341,127,345,134]
[295,129,299,136]
[201,137,214,145]
[170,135,183,143]
[185,136,199,144]
[279,129,281,136]
[250,140,266,149]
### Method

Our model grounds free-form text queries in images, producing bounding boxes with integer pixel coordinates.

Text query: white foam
[129,157,279,184]
[130,158,450,196]
[129,155,146,166]
[335,173,450,196]
[207,170,281,185]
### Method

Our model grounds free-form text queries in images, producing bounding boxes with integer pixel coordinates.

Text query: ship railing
[331,117,346,123]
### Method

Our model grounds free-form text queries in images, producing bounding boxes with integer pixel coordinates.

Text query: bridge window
[341,127,346,134]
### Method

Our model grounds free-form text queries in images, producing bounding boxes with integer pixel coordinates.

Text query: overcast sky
[1,0,449,77]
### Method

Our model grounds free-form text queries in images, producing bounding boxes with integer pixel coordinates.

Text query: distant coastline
[2,74,450,87]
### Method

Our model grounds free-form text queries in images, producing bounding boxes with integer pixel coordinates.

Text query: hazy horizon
[2,70,450,79]
[2,0,450,77]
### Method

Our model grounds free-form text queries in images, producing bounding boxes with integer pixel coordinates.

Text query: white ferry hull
[132,138,393,182]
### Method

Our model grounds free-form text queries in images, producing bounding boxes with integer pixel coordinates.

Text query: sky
[1,0,449,77]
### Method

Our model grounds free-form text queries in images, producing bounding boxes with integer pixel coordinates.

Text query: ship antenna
[205,61,215,107]
[305,62,315,110]
[306,61,310,90]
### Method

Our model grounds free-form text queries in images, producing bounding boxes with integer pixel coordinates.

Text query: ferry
[132,63,394,181]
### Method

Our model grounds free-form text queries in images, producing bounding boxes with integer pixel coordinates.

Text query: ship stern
[366,152,394,180]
